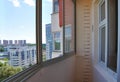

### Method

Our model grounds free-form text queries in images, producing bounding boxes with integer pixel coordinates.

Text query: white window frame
[98,0,107,66]
[99,25,106,64]
[98,0,117,78]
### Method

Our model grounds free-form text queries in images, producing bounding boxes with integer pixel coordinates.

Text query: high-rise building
[0,40,1,45]
[8,46,36,67]
[14,40,17,45]
[9,40,13,45]
[46,24,53,60]
[18,40,23,46]
[3,40,8,46]
[23,40,26,46]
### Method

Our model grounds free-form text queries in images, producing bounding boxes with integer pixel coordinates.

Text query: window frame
[98,0,107,66]
[98,0,117,78]
[99,24,106,64]
[65,25,72,53]
[3,0,76,81]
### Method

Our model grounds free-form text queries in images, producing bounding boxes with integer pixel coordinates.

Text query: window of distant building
[53,0,59,13]
[53,32,61,51]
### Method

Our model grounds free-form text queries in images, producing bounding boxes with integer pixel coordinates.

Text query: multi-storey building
[18,40,23,46]
[3,40,8,46]
[8,46,36,67]
[46,24,53,60]
[23,40,26,46]
[14,40,17,45]
[9,40,13,45]
[51,0,63,58]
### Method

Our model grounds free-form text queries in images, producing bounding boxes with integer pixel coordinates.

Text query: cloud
[8,0,20,7]
[23,0,35,7]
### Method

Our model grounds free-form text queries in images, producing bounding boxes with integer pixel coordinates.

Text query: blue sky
[0,0,52,44]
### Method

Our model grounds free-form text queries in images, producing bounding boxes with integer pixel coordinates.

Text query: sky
[0,0,52,44]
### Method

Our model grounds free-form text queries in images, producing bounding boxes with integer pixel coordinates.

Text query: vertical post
[63,0,65,54]
[36,0,42,64]
[117,0,120,81]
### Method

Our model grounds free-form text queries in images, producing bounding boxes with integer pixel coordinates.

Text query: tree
[3,58,8,62]
[0,62,22,81]
[0,62,3,67]
[0,46,4,52]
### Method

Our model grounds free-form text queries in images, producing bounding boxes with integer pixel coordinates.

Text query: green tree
[0,62,3,67]
[0,46,4,52]
[3,58,8,62]
[0,64,22,81]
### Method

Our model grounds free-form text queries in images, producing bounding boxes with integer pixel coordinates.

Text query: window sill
[94,64,117,82]
[3,51,75,82]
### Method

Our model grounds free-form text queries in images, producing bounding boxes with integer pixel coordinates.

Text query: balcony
[1,0,119,82]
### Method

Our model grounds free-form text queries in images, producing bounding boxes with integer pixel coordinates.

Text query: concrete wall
[76,0,92,56]
[75,0,93,82]
[51,13,61,32]
[26,56,75,82]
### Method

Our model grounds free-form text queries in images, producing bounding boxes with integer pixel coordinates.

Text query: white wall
[51,13,62,32]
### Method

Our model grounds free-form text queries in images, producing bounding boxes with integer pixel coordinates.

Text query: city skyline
[0,0,52,44]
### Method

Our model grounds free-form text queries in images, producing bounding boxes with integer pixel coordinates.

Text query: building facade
[9,40,13,45]
[3,40,8,46]
[51,0,63,58]
[46,24,53,60]
[8,46,36,67]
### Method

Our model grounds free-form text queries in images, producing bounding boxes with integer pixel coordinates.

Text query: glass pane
[100,27,105,62]
[42,0,63,61]
[0,0,36,81]
[101,1,105,21]
[64,0,75,53]
[65,27,72,53]
[107,0,117,72]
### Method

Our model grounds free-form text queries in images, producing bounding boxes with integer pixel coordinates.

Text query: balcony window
[1,0,75,81]
[42,0,63,61]
[64,0,75,53]
[98,0,118,73]
[107,0,117,72]
[99,0,106,64]
[0,0,36,81]
[100,1,105,22]
[99,26,105,63]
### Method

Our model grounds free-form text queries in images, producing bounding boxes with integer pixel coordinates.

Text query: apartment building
[3,40,8,46]
[8,46,36,67]
[51,0,63,55]
[46,24,53,60]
